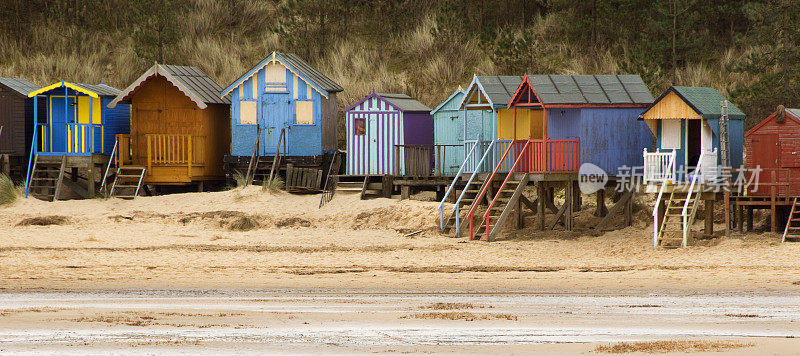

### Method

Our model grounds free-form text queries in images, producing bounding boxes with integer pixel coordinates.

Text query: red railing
[523,138,580,173]
[466,140,516,240]
[478,139,533,240]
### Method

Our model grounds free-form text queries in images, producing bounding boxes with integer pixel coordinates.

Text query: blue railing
[439,135,481,230]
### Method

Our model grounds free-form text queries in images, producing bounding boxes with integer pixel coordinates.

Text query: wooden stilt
[520,195,537,215]
[596,189,633,231]
[566,181,574,230]
[737,204,743,233]
[704,199,714,237]
[746,206,753,232]
[401,185,410,200]
[624,190,632,227]
[71,167,78,182]
[770,171,777,233]
[594,188,608,217]
[723,190,730,236]
[537,183,545,230]
[572,180,581,212]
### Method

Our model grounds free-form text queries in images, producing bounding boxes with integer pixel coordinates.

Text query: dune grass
[0,174,22,206]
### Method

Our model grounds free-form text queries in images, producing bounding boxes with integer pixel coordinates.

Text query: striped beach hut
[431,87,466,176]
[345,91,432,175]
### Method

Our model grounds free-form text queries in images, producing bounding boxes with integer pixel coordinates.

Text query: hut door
[368,114,379,174]
[49,96,76,153]
[261,93,289,155]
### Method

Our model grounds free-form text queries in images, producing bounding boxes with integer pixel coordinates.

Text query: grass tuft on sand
[423,303,477,310]
[262,177,284,192]
[227,215,260,231]
[593,340,753,354]
[0,174,22,206]
[16,215,70,226]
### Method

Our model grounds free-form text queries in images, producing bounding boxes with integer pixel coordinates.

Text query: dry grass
[16,215,70,226]
[593,340,753,354]
[0,174,21,206]
[227,215,260,231]
[262,177,284,192]
[402,312,517,321]
[423,303,477,310]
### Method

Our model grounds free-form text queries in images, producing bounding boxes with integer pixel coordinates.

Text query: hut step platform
[27,154,66,202]
[782,198,800,243]
[109,166,147,199]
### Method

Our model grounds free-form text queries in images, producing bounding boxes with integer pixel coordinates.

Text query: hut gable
[510,74,653,107]
[431,87,465,115]
[221,51,342,100]
[109,64,229,109]
[461,75,521,109]
[642,86,745,121]
[347,92,430,113]
[745,108,800,195]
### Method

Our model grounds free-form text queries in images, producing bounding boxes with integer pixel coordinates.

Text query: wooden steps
[333,175,389,200]
[476,175,529,242]
[441,179,483,237]
[109,166,147,199]
[655,185,700,248]
[27,154,66,202]
[783,198,800,242]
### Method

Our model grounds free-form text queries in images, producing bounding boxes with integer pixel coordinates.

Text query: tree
[730,0,800,123]
[127,0,187,63]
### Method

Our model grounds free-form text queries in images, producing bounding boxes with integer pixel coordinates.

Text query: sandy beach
[2,187,800,353]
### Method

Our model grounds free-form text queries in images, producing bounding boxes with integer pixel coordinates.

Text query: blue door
[261,93,289,155]
[49,96,76,153]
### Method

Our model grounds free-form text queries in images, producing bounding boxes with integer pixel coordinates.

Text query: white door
[368,114,379,174]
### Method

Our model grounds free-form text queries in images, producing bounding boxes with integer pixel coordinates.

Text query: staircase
[655,185,700,248]
[783,198,800,242]
[334,175,387,199]
[109,166,147,199]
[27,154,66,202]
[473,173,530,241]
[441,178,483,236]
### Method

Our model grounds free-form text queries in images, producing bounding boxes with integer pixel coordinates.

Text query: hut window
[354,118,365,135]
[240,101,257,125]
[296,101,313,125]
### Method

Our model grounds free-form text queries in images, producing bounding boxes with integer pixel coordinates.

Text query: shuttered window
[296,101,313,125]
[240,101,257,125]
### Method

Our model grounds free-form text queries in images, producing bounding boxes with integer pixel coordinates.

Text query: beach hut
[25,81,130,201]
[345,92,433,176]
[431,87,466,176]
[639,87,744,248]
[0,77,42,179]
[107,64,231,193]
[640,86,744,183]
[457,75,523,173]
[745,107,800,196]
[221,52,342,190]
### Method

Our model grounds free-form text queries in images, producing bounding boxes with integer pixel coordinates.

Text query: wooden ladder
[656,186,699,248]
[474,174,529,241]
[109,166,147,199]
[27,154,66,202]
[782,198,800,242]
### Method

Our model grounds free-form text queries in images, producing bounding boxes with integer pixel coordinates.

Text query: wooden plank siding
[127,75,230,184]
[745,109,800,196]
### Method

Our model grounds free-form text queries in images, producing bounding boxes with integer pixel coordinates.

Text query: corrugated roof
[476,76,522,106]
[528,74,654,105]
[109,64,230,109]
[786,108,800,119]
[0,77,40,96]
[72,83,121,97]
[670,86,745,119]
[378,93,431,112]
[221,52,342,98]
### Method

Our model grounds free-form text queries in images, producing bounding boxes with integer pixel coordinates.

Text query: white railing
[681,148,715,248]
[439,135,481,230]
[652,150,676,248]
[643,148,676,183]
[453,139,499,237]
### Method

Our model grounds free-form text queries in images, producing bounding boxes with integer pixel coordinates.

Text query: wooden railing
[392,144,462,177]
[35,123,103,155]
[145,134,205,175]
[115,134,132,167]
[467,140,515,240]
[643,149,677,183]
[514,138,581,173]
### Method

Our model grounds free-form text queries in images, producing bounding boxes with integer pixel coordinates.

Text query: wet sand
[0,290,798,354]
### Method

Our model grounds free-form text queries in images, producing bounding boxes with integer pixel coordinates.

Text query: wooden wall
[129,75,230,183]
[745,111,800,196]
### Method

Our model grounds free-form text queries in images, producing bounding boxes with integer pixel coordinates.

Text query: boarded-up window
[354,118,365,135]
[661,119,681,149]
[240,101,257,125]
[296,101,313,125]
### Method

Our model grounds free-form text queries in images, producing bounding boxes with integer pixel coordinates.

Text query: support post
[746,206,753,232]
[724,189,730,237]
[705,199,714,237]
[594,188,608,217]
[771,170,777,233]
[401,185,410,200]
[624,189,632,227]
[537,183,545,230]
[87,161,95,198]
[566,180,574,230]
[737,204,743,233]
[572,180,581,212]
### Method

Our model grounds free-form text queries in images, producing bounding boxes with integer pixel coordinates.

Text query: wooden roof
[109,64,229,109]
